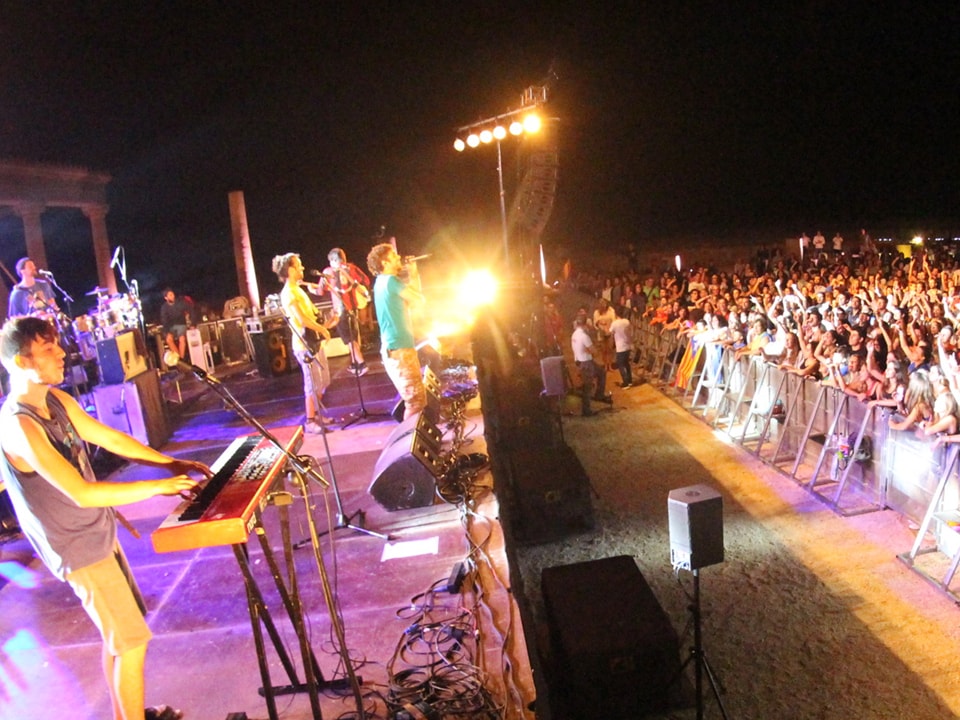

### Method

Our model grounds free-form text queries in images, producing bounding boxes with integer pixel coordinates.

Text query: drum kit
[65,286,143,362]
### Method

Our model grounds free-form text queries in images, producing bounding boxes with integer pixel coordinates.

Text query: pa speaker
[368,432,444,511]
[507,442,594,544]
[668,484,724,571]
[540,355,566,397]
[541,555,680,718]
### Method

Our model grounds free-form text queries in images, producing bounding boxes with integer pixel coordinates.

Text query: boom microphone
[37,269,54,278]
[403,254,431,264]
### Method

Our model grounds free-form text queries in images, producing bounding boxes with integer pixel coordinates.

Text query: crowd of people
[556,234,960,439]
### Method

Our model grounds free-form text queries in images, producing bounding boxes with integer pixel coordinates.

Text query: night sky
[1,5,958,318]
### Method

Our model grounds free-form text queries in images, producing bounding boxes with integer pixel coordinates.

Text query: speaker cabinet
[507,442,594,545]
[250,327,294,377]
[369,414,445,511]
[668,484,724,571]
[541,555,680,718]
[540,355,566,397]
[97,330,148,385]
[92,370,169,448]
[217,318,249,364]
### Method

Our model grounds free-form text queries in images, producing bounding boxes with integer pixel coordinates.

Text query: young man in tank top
[0,316,211,720]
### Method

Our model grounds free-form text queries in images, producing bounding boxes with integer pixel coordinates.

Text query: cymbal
[85,286,110,296]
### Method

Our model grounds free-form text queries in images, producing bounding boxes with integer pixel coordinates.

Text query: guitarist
[272,252,333,435]
[321,248,371,376]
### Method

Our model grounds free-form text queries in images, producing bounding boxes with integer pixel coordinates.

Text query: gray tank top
[0,392,116,580]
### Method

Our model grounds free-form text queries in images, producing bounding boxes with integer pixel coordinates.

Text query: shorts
[295,347,330,398]
[166,324,187,340]
[66,544,152,656]
[336,311,360,345]
[382,347,426,419]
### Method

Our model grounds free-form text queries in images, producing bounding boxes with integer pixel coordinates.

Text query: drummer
[7,258,59,319]
[160,287,192,359]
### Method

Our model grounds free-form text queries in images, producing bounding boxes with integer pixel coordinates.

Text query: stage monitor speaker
[668,484,724,571]
[382,410,443,456]
[369,427,444,511]
[97,330,148,385]
[541,555,680,718]
[540,355,566,397]
[92,370,169,448]
[250,327,294,377]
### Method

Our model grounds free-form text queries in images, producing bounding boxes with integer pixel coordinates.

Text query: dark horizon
[2,5,958,316]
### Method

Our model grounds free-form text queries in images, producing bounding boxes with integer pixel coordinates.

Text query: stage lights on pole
[453,87,548,273]
[452,110,543,154]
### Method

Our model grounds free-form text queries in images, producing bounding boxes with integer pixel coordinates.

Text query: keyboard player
[0,316,212,720]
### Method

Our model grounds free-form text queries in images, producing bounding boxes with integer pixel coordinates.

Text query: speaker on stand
[667,485,729,720]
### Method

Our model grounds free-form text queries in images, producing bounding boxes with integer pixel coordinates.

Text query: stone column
[229,191,260,309]
[82,204,117,295]
[16,202,48,271]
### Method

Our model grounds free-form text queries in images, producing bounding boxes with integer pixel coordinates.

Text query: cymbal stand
[340,308,392,429]
[184,365,366,720]
[676,569,730,720]
[280,313,390,542]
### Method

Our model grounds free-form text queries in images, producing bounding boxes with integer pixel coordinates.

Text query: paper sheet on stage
[381,536,440,561]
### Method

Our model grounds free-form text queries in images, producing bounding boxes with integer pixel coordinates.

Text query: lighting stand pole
[496,139,509,274]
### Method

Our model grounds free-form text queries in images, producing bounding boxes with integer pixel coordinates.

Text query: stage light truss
[452,85,547,152]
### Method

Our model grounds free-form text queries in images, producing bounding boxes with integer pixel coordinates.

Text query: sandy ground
[515,382,960,719]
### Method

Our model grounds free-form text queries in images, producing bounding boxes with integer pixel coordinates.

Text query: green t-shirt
[374,274,414,350]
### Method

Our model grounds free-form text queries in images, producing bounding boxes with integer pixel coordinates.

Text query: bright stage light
[457,269,498,309]
[911,235,924,245]
[479,129,493,144]
[509,121,523,135]
[522,113,541,134]
[454,138,466,152]
[467,133,480,148]
[493,125,507,140]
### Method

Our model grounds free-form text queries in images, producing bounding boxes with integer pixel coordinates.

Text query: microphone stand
[340,306,392,429]
[279,312,391,542]
[182,363,367,720]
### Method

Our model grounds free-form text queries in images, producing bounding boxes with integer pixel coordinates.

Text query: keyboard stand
[234,493,354,720]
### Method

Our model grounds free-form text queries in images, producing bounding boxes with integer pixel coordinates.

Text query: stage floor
[0,354,537,720]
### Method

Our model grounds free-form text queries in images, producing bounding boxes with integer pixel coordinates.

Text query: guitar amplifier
[97,330,148,385]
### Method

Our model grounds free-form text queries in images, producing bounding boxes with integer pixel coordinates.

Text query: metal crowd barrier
[646,339,960,602]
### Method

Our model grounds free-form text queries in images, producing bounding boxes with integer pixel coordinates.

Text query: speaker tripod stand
[676,568,730,720]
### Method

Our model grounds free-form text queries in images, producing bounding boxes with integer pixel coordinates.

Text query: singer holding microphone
[366,243,426,420]
[7,257,60,319]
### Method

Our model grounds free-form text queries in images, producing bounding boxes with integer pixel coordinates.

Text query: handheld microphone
[37,269,54,278]
[308,269,325,277]
[403,254,431,264]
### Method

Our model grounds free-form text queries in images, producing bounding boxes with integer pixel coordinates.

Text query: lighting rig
[453,85,549,273]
